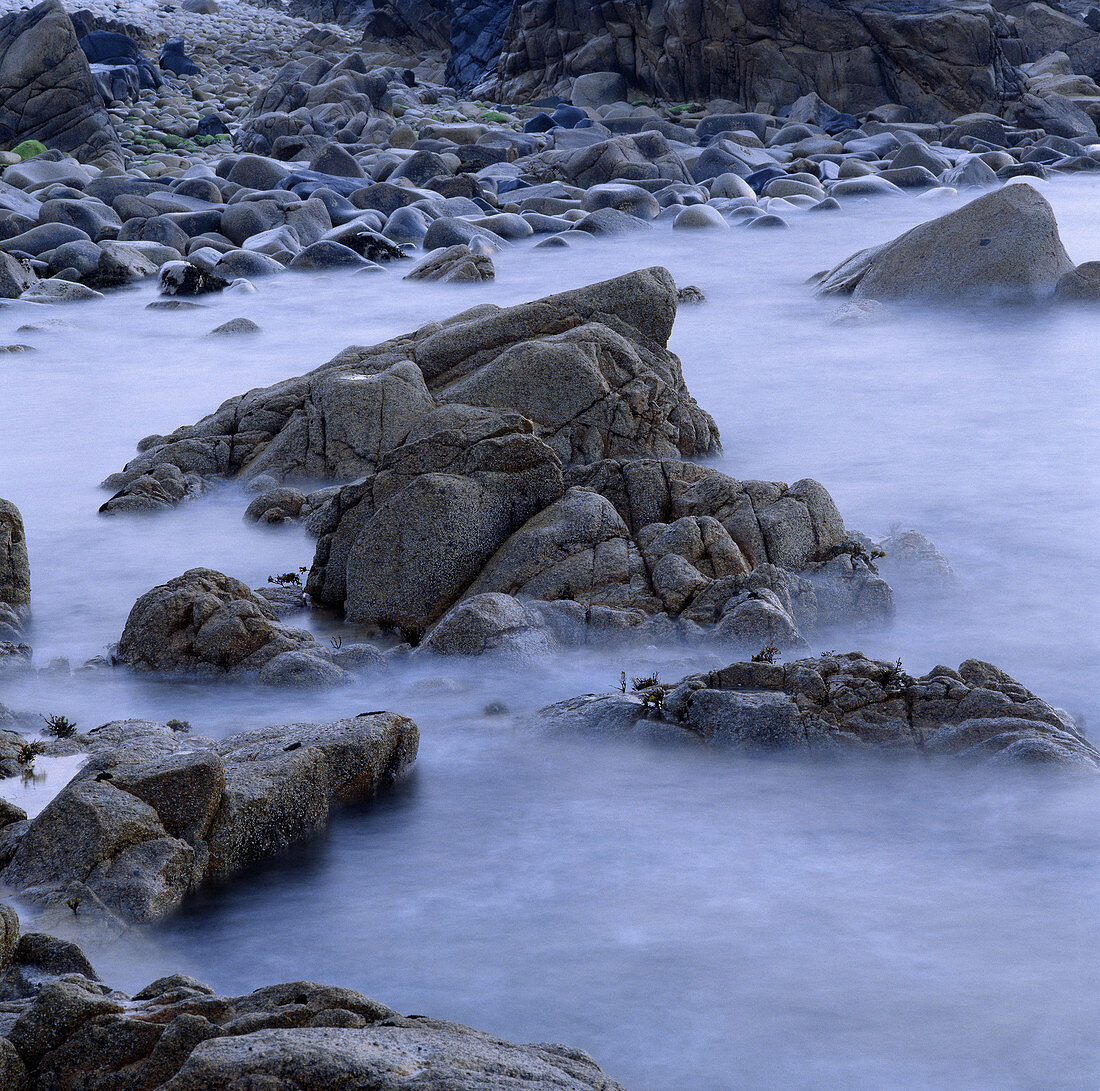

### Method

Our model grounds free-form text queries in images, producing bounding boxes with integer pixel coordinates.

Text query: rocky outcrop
[101,268,720,510]
[0,713,418,928]
[115,568,345,684]
[816,183,1076,304]
[310,456,892,646]
[490,0,1026,121]
[0,0,124,166]
[535,653,1098,770]
[0,909,627,1090]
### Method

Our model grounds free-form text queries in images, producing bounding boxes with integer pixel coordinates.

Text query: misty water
[1,177,1098,1089]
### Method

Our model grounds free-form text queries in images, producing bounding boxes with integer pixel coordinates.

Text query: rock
[673,204,730,230]
[1053,260,1100,301]
[424,593,554,658]
[313,456,885,647]
[572,71,629,109]
[0,254,39,300]
[0,911,623,1089]
[404,243,494,281]
[817,183,1075,304]
[103,267,719,509]
[208,317,261,336]
[158,36,200,77]
[0,500,30,632]
[19,279,102,303]
[157,261,230,297]
[492,0,1024,121]
[0,713,417,924]
[243,487,305,523]
[535,652,1100,768]
[0,0,123,166]
[78,30,160,92]
[256,650,348,687]
[115,568,331,679]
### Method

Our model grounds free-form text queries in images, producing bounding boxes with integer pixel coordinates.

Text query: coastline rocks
[101,267,720,510]
[534,653,1099,769]
[817,183,1075,303]
[0,0,124,167]
[0,712,418,928]
[115,567,341,683]
[0,911,626,1090]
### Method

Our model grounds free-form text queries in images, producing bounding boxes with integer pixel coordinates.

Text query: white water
[1,178,1098,1089]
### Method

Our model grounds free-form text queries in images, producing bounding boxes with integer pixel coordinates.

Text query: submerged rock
[0,907,627,1089]
[0,712,418,927]
[817,184,1076,304]
[535,653,1098,770]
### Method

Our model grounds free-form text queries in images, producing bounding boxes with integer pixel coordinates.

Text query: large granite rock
[535,653,1099,769]
[0,0,123,166]
[490,0,1026,121]
[0,713,418,927]
[101,268,719,510]
[0,911,627,1089]
[115,568,340,683]
[817,183,1075,304]
[309,456,892,645]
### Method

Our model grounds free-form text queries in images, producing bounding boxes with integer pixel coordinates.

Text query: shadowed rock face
[490,0,1025,119]
[534,653,1100,770]
[817,183,1075,303]
[0,713,418,929]
[0,910,629,1090]
[100,267,720,513]
[0,0,124,166]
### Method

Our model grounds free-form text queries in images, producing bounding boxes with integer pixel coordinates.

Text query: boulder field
[534,652,1100,770]
[4,0,1100,307]
[0,905,628,1090]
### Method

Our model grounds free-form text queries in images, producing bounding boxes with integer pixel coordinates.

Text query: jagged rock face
[309,455,892,644]
[491,0,1025,120]
[0,714,418,928]
[0,0,124,166]
[535,653,1100,770]
[817,183,1075,303]
[0,917,627,1090]
[101,268,720,512]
